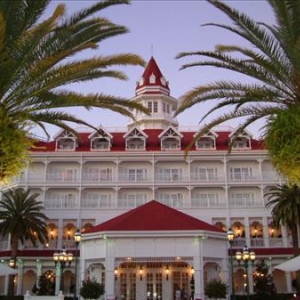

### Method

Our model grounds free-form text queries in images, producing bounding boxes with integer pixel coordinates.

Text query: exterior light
[165,265,169,281]
[139,265,143,281]
[227,228,234,244]
[115,267,118,281]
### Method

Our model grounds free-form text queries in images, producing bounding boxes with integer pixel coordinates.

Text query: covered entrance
[80,200,228,300]
[115,259,193,300]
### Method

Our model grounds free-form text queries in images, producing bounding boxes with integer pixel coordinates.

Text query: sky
[39,0,274,139]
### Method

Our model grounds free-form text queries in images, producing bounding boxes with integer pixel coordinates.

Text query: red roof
[135,56,169,92]
[84,200,224,233]
[30,129,264,152]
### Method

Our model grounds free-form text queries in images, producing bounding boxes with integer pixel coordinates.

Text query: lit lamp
[165,265,169,281]
[227,228,235,300]
[236,245,255,300]
[53,248,73,293]
[139,265,143,281]
[114,267,118,281]
[73,229,81,300]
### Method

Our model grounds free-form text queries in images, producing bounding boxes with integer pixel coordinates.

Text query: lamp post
[227,228,235,300]
[53,248,73,294]
[236,245,255,300]
[74,230,81,300]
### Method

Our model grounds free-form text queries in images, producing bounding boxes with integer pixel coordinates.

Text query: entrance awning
[275,256,300,272]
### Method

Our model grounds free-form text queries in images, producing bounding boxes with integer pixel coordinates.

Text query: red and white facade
[0,57,294,299]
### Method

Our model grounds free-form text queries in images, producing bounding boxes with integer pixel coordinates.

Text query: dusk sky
[40,0,274,139]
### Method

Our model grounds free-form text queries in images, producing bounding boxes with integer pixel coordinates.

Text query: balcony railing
[44,197,78,209]
[228,198,264,208]
[191,198,226,208]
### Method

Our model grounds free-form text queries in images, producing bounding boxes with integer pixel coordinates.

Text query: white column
[36,260,42,288]
[55,262,62,295]
[105,239,116,300]
[193,236,204,300]
[286,272,293,293]
[17,260,24,295]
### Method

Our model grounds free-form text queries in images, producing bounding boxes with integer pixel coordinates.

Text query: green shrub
[205,279,227,299]
[79,278,104,300]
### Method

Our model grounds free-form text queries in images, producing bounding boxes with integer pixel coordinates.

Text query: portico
[80,200,228,300]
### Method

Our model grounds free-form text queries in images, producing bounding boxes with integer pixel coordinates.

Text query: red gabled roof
[30,129,265,152]
[84,200,224,233]
[136,56,169,92]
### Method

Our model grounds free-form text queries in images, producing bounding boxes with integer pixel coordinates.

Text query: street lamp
[236,245,255,300]
[74,230,81,300]
[227,228,235,300]
[53,248,73,293]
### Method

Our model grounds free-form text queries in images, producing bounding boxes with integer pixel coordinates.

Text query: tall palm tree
[176,0,300,183]
[265,184,300,292]
[0,0,148,183]
[0,188,48,296]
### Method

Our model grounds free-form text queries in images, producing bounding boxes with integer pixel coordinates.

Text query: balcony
[228,198,264,208]
[191,198,226,208]
[44,197,78,209]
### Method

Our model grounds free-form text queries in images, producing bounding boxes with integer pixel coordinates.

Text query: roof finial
[151,44,154,57]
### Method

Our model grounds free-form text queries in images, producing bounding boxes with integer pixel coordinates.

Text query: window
[128,169,147,181]
[84,168,112,182]
[82,193,112,208]
[231,192,255,206]
[161,138,180,150]
[196,168,218,180]
[45,193,77,209]
[157,193,183,207]
[118,194,147,208]
[232,137,249,149]
[196,138,215,149]
[47,168,78,182]
[158,168,182,181]
[230,167,253,180]
[91,138,110,150]
[147,101,158,113]
[191,193,219,207]
[126,138,145,150]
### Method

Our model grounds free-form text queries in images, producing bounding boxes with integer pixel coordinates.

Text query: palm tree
[0,188,48,296]
[265,183,300,292]
[176,0,300,183]
[0,0,148,183]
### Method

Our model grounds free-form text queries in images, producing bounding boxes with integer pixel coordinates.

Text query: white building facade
[0,57,294,298]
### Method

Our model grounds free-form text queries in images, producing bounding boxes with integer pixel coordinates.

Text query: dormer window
[194,129,218,151]
[196,137,216,150]
[55,130,77,151]
[160,76,166,86]
[124,127,147,151]
[229,127,252,150]
[91,138,110,151]
[161,137,180,150]
[159,127,182,151]
[88,127,112,152]
[139,77,144,86]
[126,137,145,150]
[232,137,250,149]
[149,73,156,84]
